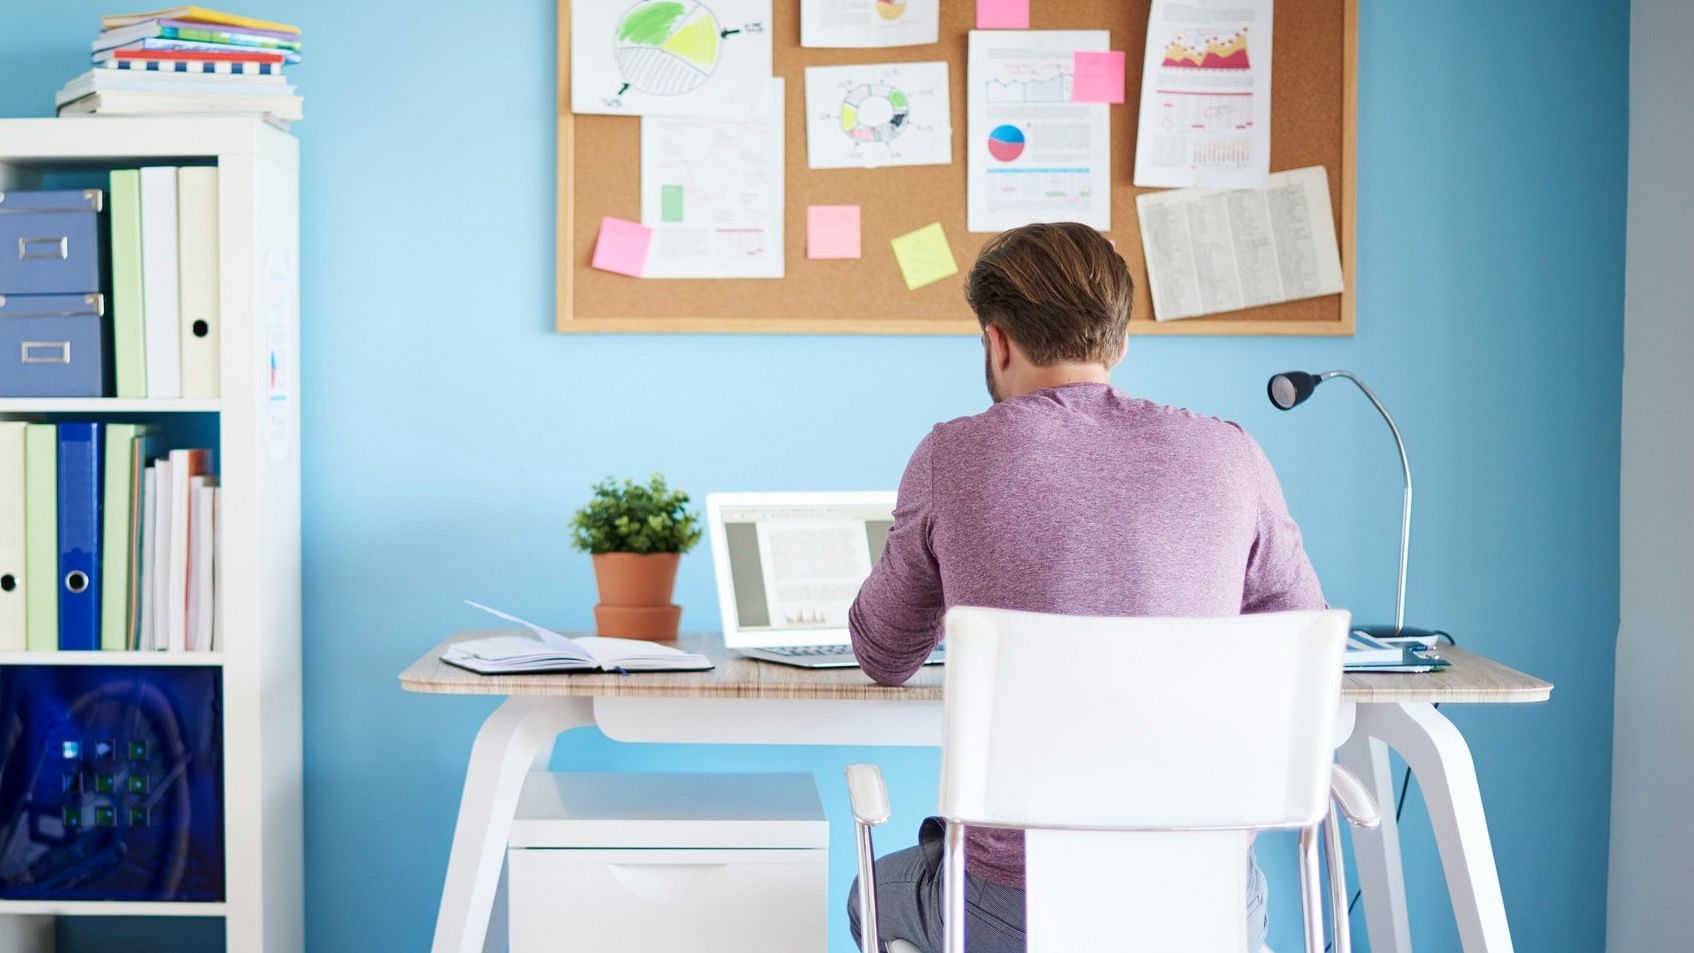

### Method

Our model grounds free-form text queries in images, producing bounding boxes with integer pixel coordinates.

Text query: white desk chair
[847,607,1381,953]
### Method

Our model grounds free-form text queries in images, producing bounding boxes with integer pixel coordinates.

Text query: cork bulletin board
[555,0,1357,335]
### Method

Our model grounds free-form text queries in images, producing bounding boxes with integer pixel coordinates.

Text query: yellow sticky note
[890,222,958,291]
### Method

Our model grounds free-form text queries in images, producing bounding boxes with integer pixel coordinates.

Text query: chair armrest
[1330,764,1381,829]
[847,763,891,826]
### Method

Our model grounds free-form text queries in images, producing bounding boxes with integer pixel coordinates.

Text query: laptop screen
[714,498,894,642]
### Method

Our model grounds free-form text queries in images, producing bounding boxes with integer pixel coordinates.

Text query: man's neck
[1001,362,1112,400]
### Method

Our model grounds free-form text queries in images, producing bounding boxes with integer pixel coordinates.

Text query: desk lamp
[1267,370,1444,647]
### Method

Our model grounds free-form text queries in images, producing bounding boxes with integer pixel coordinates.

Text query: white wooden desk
[401,631,1551,953]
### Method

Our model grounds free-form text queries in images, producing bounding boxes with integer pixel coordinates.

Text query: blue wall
[0,0,1626,950]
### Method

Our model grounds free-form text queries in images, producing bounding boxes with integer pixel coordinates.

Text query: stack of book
[56,6,303,126]
[0,423,219,654]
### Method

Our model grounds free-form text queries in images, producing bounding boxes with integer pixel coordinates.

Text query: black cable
[1322,632,1454,951]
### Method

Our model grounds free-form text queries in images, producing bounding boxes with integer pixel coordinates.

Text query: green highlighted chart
[615,2,721,96]
[570,0,771,117]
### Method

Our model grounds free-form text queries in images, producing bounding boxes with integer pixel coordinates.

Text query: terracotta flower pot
[591,552,682,640]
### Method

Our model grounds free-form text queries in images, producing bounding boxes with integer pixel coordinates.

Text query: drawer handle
[18,236,69,261]
[608,862,729,902]
[21,340,70,365]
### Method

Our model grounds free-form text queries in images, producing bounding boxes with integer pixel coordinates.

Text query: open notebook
[442,602,713,675]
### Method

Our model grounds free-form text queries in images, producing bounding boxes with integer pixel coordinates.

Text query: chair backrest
[938,607,1349,952]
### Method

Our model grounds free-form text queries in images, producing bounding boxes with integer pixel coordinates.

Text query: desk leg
[1353,702,1515,953]
[1337,731,1412,953]
[431,696,593,953]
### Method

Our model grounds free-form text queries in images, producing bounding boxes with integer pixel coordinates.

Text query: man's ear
[1112,331,1129,368]
[985,323,1014,370]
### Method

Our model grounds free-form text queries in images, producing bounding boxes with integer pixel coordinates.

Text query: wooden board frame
[556,0,1356,336]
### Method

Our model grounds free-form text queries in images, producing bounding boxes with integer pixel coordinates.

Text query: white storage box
[507,772,829,953]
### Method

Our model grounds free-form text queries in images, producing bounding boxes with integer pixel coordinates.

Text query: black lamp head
[1268,371,1319,410]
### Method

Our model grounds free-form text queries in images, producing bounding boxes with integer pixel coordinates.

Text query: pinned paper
[976,0,1029,29]
[807,205,862,259]
[590,216,652,278]
[1071,50,1126,103]
[890,222,958,290]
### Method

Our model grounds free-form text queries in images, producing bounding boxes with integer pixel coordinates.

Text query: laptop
[706,492,945,669]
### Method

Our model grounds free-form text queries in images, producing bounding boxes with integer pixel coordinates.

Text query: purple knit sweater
[847,382,1326,888]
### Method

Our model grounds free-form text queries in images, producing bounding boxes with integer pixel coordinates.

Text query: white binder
[139,166,182,399]
[0,422,25,650]
[177,167,220,399]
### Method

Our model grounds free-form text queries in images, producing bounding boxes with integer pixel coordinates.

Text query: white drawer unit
[507,772,829,953]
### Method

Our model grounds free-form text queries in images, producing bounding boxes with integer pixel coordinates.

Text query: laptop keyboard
[758,645,854,657]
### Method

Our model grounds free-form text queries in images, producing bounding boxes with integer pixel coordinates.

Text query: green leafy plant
[570,474,703,555]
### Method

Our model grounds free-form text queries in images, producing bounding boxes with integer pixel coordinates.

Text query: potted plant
[570,474,703,640]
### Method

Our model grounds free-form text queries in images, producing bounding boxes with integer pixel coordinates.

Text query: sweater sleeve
[1240,431,1327,613]
[849,431,946,686]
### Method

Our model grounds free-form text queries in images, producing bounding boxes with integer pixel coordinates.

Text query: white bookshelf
[0,398,221,413]
[0,118,301,953]
[0,651,224,667]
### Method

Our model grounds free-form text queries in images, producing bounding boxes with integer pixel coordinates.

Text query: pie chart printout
[988,123,1026,162]
[615,2,722,96]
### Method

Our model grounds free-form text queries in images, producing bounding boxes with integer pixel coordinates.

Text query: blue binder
[56,423,102,651]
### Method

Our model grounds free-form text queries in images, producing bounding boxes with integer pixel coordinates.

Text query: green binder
[109,169,148,398]
[24,424,57,651]
[100,423,154,650]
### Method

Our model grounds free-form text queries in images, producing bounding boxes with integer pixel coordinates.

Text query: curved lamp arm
[1317,370,1411,634]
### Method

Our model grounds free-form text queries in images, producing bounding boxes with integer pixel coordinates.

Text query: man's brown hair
[965,222,1133,366]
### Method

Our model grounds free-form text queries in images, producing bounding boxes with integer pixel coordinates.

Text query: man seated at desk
[846,222,1326,952]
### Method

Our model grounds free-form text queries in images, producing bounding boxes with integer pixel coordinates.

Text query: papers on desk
[445,602,712,675]
[1344,630,1449,674]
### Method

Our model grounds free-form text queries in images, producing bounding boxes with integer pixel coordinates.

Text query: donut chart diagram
[987,124,1026,161]
[839,84,910,143]
[614,1,722,96]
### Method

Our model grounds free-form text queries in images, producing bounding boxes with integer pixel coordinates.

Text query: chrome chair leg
[1299,824,1325,953]
[945,820,967,953]
[1325,804,1353,953]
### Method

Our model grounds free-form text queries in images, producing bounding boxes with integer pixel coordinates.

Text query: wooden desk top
[399,630,1553,705]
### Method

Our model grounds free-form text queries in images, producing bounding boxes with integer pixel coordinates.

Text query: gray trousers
[847,818,1269,953]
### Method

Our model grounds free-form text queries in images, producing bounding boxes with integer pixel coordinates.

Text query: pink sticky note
[807,205,862,260]
[976,0,1029,30]
[590,216,652,277]
[1071,50,1126,103]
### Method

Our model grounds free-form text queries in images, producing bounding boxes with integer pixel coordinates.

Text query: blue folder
[56,423,102,651]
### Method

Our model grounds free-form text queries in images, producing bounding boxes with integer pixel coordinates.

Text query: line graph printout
[968,30,1111,232]
[572,0,773,117]
[754,519,874,630]
[804,61,952,169]
[640,79,785,278]
[801,0,939,48]
[1133,0,1272,188]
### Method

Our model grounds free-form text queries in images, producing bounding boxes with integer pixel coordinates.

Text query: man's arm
[849,432,946,685]
[1240,432,1327,613]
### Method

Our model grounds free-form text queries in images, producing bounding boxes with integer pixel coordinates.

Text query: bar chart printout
[1133,0,1274,188]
